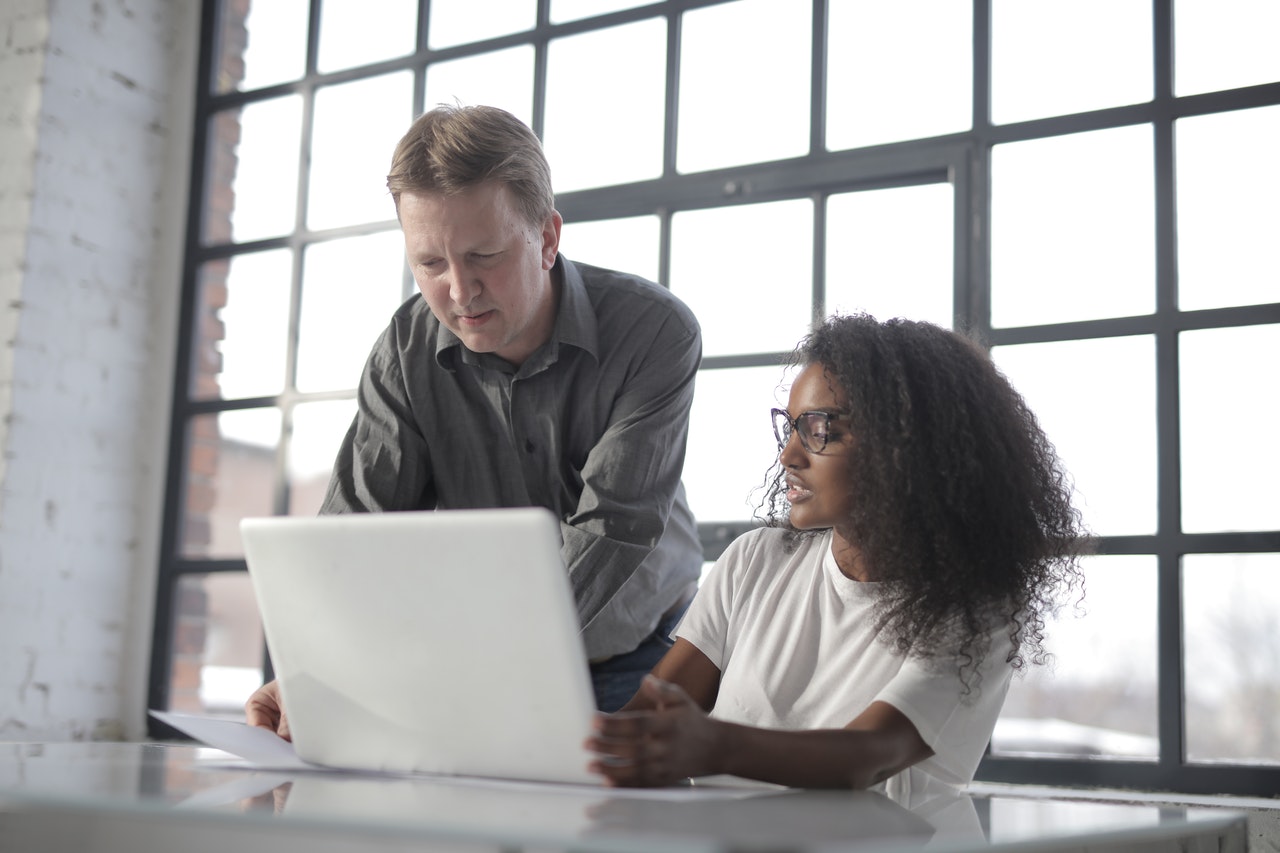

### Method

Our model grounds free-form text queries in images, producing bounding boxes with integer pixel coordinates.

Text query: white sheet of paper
[150,710,313,771]
[148,709,775,801]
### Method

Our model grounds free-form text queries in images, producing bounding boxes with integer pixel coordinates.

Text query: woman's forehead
[786,363,848,410]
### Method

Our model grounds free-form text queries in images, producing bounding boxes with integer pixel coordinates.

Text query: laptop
[239,507,600,785]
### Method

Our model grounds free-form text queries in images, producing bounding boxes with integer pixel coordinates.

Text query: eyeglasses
[771,408,842,454]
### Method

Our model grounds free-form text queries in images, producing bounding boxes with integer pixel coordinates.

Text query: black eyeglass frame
[771,407,844,454]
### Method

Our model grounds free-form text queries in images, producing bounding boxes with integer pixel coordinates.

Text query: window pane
[687,365,793,523]
[428,0,535,49]
[424,46,535,128]
[560,216,661,285]
[206,97,303,245]
[993,336,1157,536]
[1176,105,1280,311]
[297,231,406,393]
[288,400,357,517]
[1180,324,1280,533]
[192,251,292,401]
[545,19,666,192]
[550,0,649,24]
[181,409,281,559]
[671,200,814,357]
[991,126,1154,327]
[307,72,415,231]
[825,184,953,326]
[826,0,971,151]
[677,0,810,173]
[215,0,308,94]
[168,573,265,716]
[1183,553,1280,766]
[317,0,417,73]
[1175,0,1280,97]
[992,555,1158,760]
[991,0,1151,125]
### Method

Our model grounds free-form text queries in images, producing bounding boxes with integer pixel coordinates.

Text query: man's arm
[321,332,434,514]
[560,314,702,640]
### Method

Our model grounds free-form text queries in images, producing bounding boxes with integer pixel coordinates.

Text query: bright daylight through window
[152,0,1280,797]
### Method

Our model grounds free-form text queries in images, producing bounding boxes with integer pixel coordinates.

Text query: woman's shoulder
[719,526,829,572]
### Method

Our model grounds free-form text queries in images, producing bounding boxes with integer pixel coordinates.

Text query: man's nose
[448,266,481,307]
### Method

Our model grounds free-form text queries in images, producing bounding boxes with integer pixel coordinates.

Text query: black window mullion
[968,0,992,339]
[809,0,827,158]
[662,7,682,179]
[148,0,226,725]
[953,147,983,337]
[1153,0,1186,775]
[306,0,322,74]
[530,0,549,138]
[156,0,1280,794]
[812,191,826,324]
[809,0,827,324]
[658,208,673,289]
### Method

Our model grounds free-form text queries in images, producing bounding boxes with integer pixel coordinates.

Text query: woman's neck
[831,528,872,581]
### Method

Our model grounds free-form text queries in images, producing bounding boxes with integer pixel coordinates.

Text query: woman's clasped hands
[586,674,721,787]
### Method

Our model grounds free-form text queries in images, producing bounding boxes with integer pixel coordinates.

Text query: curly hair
[759,314,1088,681]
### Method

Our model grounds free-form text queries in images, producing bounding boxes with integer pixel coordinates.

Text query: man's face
[401,182,562,367]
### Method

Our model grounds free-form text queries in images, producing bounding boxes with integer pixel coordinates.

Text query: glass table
[0,741,1247,852]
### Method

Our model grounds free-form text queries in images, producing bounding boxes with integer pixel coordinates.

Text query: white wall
[0,0,197,741]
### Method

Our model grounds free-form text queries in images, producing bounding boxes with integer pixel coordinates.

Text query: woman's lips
[786,477,812,503]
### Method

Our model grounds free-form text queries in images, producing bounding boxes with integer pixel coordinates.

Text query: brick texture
[0,1,197,741]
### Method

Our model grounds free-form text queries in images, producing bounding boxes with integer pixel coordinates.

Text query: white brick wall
[0,0,197,741]
[0,0,50,497]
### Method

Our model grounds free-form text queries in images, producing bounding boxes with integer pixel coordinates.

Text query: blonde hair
[387,104,555,226]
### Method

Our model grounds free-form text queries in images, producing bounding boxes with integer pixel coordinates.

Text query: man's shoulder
[369,293,448,372]
[389,291,433,324]
[383,293,442,345]
[571,260,699,331]
[576,258,696,312]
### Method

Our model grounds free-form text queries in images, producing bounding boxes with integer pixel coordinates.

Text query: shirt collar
[433,254,600,372]
[552,254,599,362]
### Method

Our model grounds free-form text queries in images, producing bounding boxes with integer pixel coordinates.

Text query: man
[246,105,703,734]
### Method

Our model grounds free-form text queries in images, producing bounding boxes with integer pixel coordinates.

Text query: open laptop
[239,507,600,785]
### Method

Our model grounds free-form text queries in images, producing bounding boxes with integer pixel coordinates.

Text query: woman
[586,314,1087,794]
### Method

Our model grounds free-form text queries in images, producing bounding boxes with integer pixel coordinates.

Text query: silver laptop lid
[240,507,599,785]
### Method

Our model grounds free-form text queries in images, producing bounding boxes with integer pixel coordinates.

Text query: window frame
[150,0,1280,796]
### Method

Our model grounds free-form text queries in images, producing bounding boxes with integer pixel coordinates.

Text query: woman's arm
[715,699,934,789]
[615,637,722,713]
[588,675,933,789]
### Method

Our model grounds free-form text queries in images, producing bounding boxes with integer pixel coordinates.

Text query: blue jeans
[589,603,688,712]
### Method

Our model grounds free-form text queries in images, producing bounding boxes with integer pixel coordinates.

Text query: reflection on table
[0,742,1247,853]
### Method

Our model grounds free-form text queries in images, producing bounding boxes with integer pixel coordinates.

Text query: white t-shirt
[676,527,1013,795]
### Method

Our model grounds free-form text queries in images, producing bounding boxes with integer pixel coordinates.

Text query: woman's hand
[245,679,291,741]
[586,674,722,787]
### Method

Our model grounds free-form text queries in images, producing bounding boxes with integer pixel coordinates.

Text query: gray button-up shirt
[321,255,703,659]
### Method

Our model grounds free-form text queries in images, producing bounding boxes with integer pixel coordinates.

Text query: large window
[152,0,1280,796]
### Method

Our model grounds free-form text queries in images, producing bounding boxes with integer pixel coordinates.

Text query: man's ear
[541,210,563,270]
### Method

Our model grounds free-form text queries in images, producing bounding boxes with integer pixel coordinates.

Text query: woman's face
[778,362,855,533]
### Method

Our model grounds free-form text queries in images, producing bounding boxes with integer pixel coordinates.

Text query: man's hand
[245,679,291,741]
[585,674,721,787]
